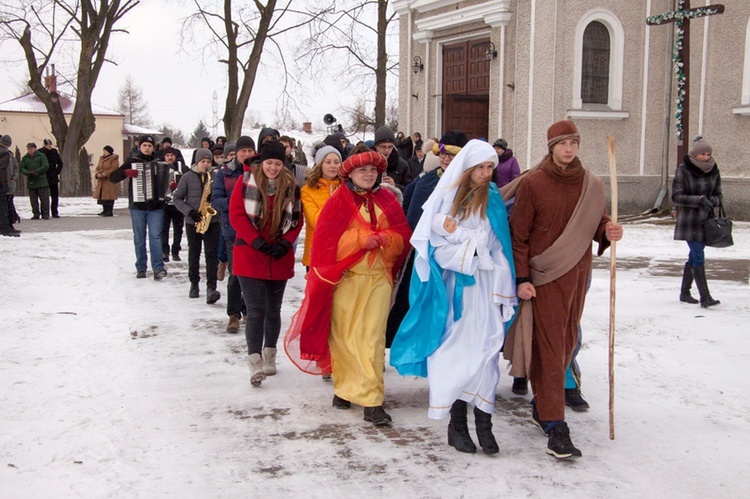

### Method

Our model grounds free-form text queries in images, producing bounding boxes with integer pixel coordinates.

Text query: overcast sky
[1,0,398,137]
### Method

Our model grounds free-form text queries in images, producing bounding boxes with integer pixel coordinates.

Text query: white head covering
[412,139,498,281]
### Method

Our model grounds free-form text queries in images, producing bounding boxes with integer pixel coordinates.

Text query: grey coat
[172,169,219,225]
[671,156,722,242]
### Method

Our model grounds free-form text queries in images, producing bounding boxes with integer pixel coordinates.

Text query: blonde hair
[449,166,490,221]
[305,155,340,189]
[253,161,297,239]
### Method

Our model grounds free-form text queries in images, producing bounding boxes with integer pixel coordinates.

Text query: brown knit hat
[547,120,580,151]
[339,151,387,179]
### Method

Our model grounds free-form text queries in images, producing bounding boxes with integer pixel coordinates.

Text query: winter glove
[365,233,385,250]
[188,210,202,223]
[268,239,292,260]
[251,236,273,254]
[124,169,139,178]
[700,196,715,209]
[169,181,177,190]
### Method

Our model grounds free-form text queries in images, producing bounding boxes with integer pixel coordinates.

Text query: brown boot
[217,261,227,281]
[226,314,240,334]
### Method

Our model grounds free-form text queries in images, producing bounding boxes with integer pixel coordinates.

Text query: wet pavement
[9,210,748,284]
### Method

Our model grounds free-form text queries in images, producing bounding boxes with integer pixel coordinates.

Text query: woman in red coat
[230,141,303,387]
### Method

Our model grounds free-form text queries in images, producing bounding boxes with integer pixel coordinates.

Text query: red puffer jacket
[229,177,303,280]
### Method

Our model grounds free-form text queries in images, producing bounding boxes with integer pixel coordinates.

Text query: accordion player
[131,161,170,202]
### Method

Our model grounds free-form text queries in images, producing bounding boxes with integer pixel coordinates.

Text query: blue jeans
[686,241,706,267]
[130,207,165,272]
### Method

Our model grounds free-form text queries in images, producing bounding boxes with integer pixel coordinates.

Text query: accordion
[132,161,170,203]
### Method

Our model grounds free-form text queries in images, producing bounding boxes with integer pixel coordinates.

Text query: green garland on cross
[647,0,724,139]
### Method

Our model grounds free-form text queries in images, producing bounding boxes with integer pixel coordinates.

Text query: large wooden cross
[647,0,724,161]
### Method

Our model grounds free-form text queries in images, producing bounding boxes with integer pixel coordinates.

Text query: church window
[581,21,610,104]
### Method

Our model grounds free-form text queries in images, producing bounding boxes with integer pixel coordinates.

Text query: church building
[394,0,749,217]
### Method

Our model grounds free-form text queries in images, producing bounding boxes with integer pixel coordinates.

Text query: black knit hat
[103,145,114,155]
[258,140,286,163]
[374,125,396,145]
[236,135,256,152]
[139,135,155,145]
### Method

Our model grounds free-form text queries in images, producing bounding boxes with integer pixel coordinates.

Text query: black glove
[188,210,202,223]
[251,236,273,254]
[700,196,715,209]
[268,239,292,260]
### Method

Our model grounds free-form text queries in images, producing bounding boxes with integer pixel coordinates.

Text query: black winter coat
[671,156,722,242]
[384,149,412,191]
[40,147,63,185]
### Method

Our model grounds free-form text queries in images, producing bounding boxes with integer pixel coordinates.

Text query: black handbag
[703,203,734,248]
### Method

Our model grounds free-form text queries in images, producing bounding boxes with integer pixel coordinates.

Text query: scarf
[502,161,607,377]
[242,171,301,238]
[687,154,716,173]
[498,148,514,163]
[539,156,585,184]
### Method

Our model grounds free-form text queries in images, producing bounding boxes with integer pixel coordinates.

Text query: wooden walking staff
[607,135,618,440]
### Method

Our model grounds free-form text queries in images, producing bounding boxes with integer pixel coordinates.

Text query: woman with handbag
[671,135,721,308]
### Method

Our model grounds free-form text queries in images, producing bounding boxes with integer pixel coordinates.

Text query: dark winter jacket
[671,155,723,242]
[406,155,423,180]
[494,149,521,188]
[39,147,63,185]
[20,152,49,189]
[173,169,219,226]
[229,171,303,281]
[0,145,10,190]
[109,151,164,211]
[396,136,413,160]
[383,148,412,191]
[212,159,244,240]
[156,146,187,169]
[405,167,441,230]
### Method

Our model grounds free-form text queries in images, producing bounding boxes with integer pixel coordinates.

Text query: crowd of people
[8,121,730,462]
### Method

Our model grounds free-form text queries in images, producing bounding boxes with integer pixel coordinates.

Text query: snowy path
[2,221,749,497]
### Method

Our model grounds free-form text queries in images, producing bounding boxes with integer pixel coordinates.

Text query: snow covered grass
[1,216,749,497]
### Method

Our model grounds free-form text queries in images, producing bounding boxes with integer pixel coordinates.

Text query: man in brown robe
[508,120,623,459]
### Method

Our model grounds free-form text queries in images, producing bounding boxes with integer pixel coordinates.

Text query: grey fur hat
[193,148,213,166]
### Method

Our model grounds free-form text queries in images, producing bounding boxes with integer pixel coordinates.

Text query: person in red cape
[284,151,411,426]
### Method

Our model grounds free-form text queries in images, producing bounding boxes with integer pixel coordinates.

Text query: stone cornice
[414,0,511,32]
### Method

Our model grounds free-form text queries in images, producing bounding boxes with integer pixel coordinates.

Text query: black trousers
[162,204,185,256]
[0,192,10,232]
[49,182,59,216]
[225,238,244,317]
[185,222,220,289]
[238,277,287,355]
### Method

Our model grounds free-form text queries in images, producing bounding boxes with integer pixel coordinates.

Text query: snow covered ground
[2,199,749,497]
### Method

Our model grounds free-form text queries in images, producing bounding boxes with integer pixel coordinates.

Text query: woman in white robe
[390,139,517,455]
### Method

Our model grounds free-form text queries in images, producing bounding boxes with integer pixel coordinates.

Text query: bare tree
[343,97,376,137]
[0,0,139,195]
[296,0,398,129]
[183,0,330,141]
[117,75,151,127]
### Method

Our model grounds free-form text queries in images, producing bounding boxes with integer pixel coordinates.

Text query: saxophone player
[173,148,221,304]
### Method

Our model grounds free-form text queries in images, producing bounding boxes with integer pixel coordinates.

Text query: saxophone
[195,174,217,234]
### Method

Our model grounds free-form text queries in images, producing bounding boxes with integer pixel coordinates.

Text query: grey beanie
[223,141,236,156]
[0,135,11,147]
[373,125,396,145]
[690,135,712,156]
[314,145,342,166]
[493,138,508,150]
[193,148,213,166]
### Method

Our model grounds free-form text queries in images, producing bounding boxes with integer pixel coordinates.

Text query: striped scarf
[242,171,301,237]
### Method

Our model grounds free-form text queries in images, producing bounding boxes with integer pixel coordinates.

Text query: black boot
[692,265,720,308]
[189,283,199,298]
[679,264,699,303]
[473,407,499,455]
[448,400,476,453]
[206,287,221,304]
